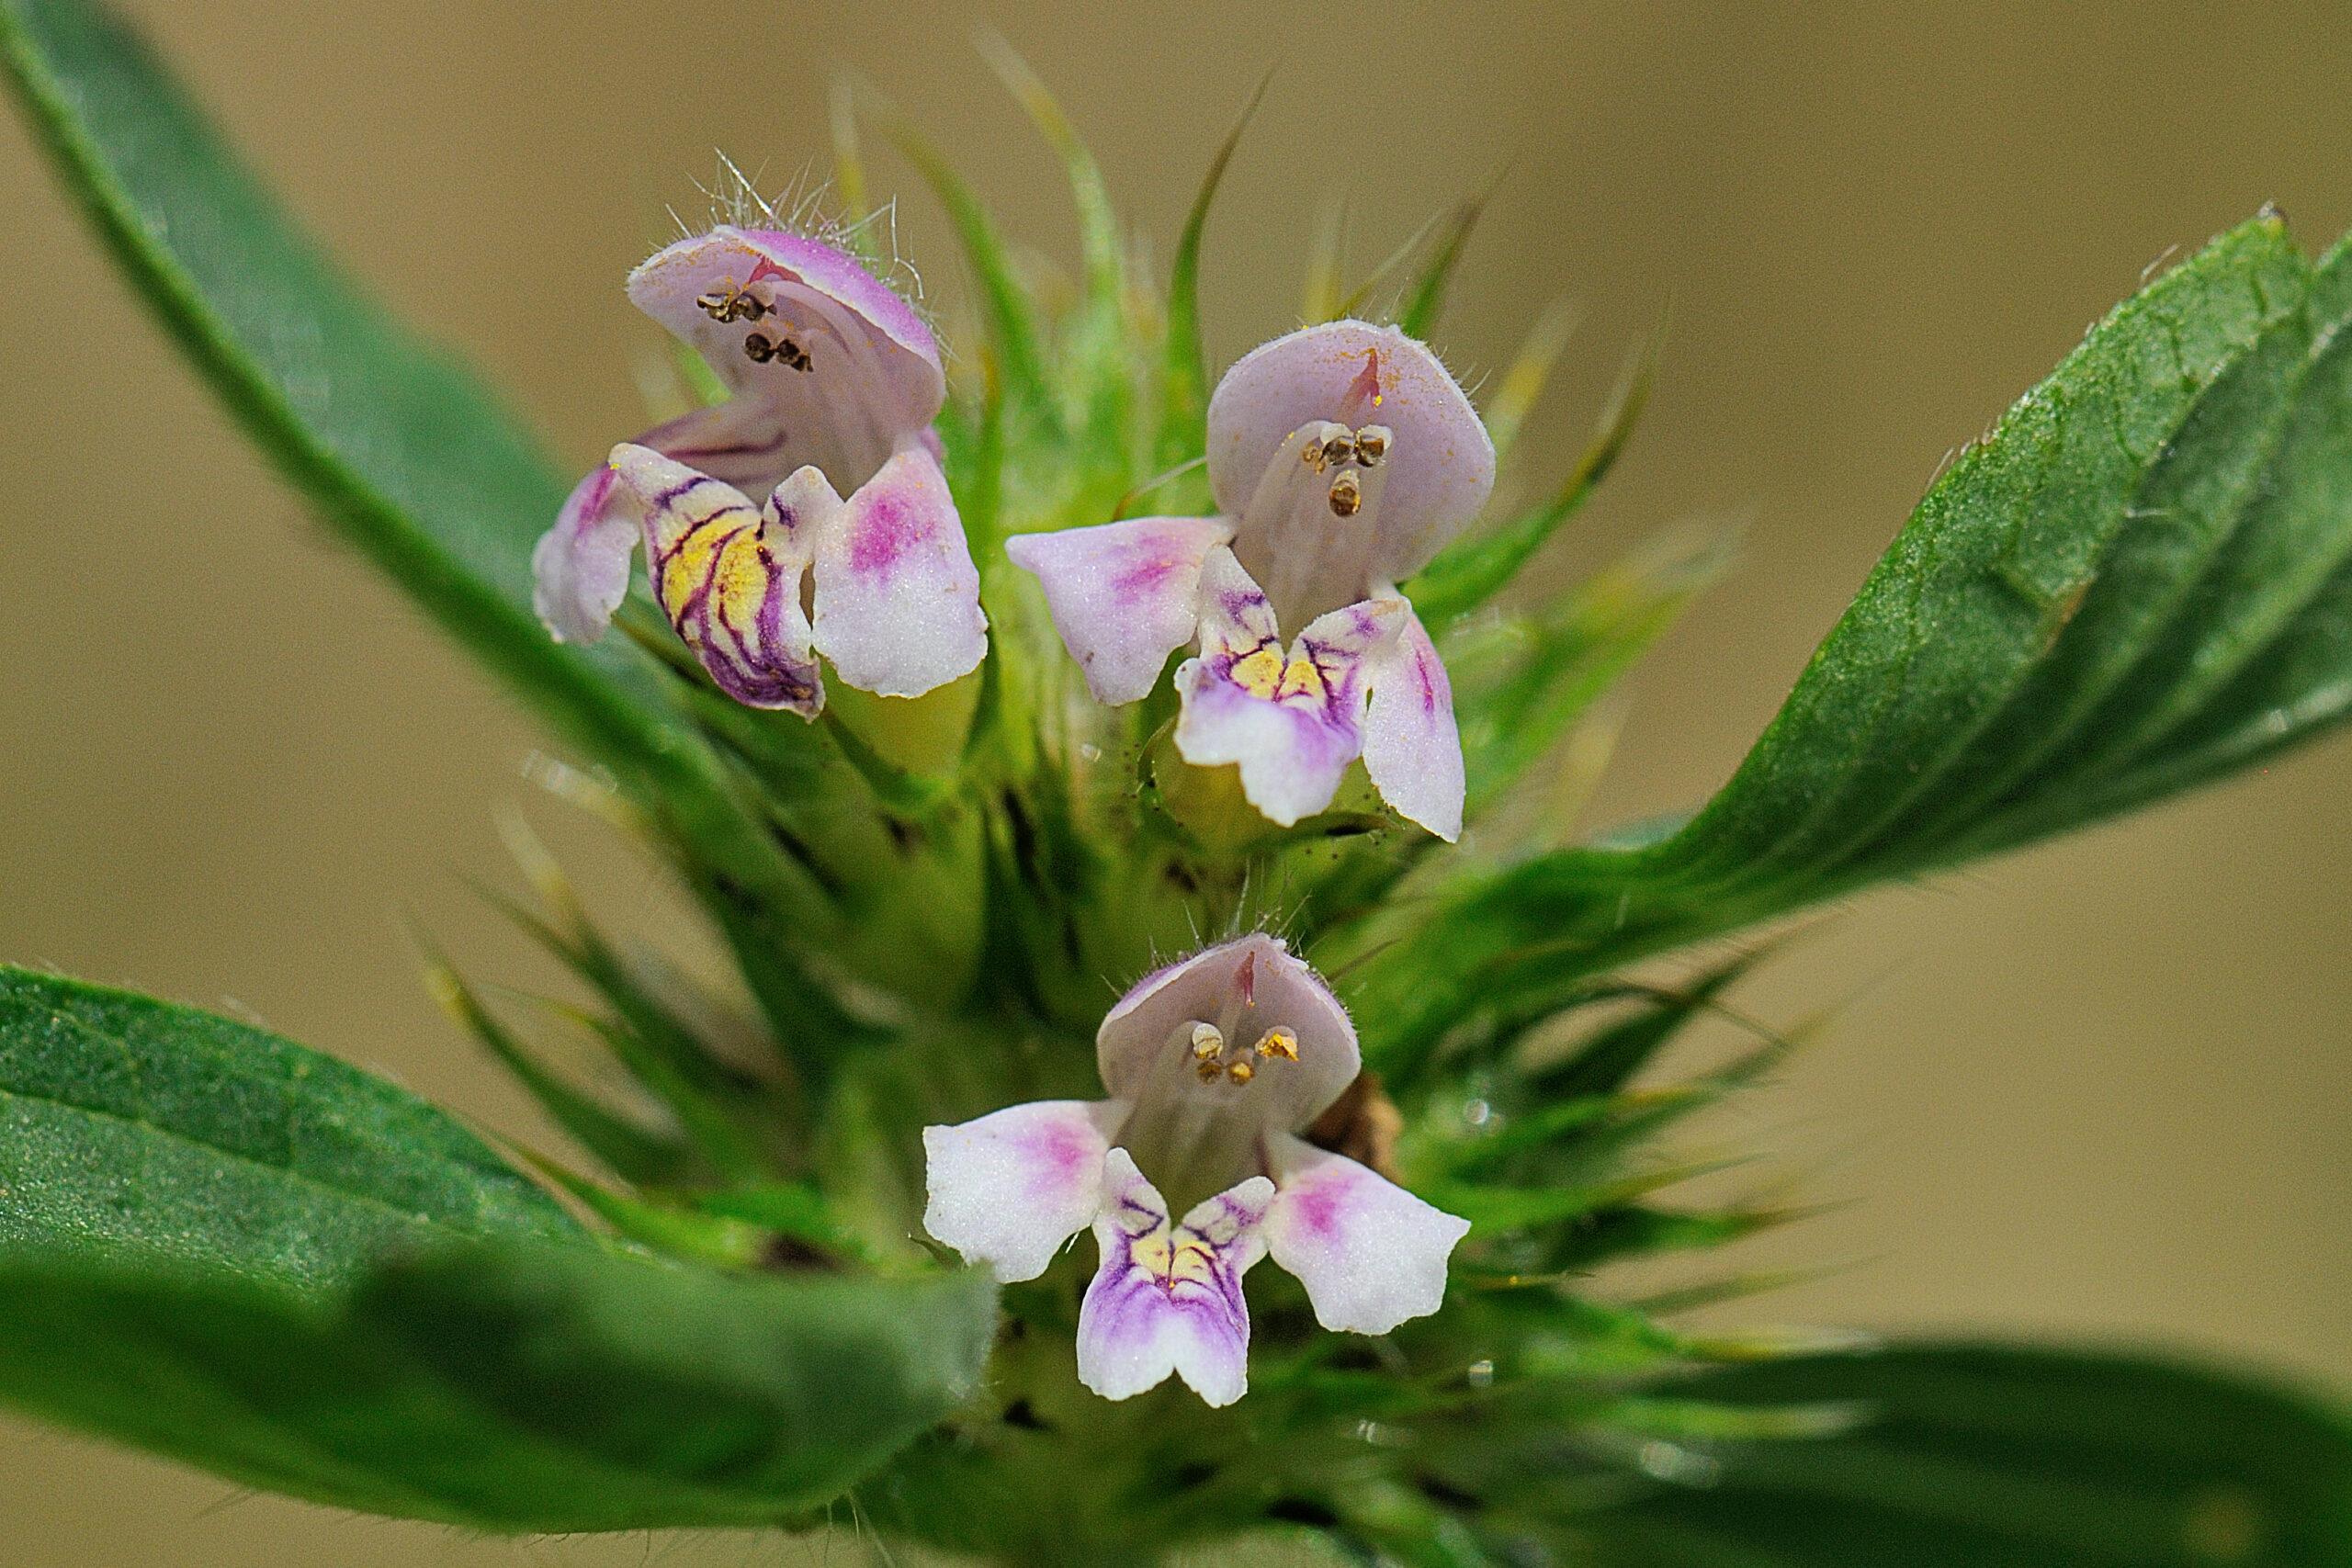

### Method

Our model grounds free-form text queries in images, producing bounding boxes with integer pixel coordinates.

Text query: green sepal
[1408,313,1665,629]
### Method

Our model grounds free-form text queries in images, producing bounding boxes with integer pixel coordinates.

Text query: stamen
[1301,439,1329,474]
[1319,433,1356,468]
[1253,1027,1299,1061]
[1196,1060,1225,1083]
[1329,469,1362,517]
[775,337,814,373]
[743,333,776,363]
[695,282,768,322]
[1226,1059,1256,1085]
[1351,425,1389,467]
[1191,1022,1226,1060]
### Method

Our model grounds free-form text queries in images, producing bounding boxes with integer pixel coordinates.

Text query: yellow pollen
[1229,644,1284,699]
[1226,1059,1256,1085]
[1254,1027,1300,1060]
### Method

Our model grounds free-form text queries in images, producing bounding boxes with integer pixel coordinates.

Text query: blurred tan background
[2,0,2349,1562]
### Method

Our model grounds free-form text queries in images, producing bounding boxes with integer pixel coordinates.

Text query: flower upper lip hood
[921,935,1471,1408]
[627,226,947,492]
[530,226,986,716]
[1208,319,1494,616]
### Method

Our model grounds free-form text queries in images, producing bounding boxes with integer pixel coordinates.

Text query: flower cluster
[529,230,1487,1403]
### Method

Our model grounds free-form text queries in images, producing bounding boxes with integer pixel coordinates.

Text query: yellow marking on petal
[1274,653,1327,705]
[656,518,744,617]
[709,535,776,624]
[1132,1234,1174,1276]
[1169,1234,1218,1285]
[1229,644,1284,699]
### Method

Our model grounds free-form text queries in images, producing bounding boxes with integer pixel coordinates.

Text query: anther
[1301,438,1329,474]
[1253,1026,1299,1061]
[1191,1022,1225,1061]
[776,338,813,372]
[1329,469,1363,517]
[1226,1059,1256,1086]
[1351,425,1389,467]
[1320,433,1357,468]
[742,333,776,363]
[1197,1060,1225,1083]
[696,285,767,323]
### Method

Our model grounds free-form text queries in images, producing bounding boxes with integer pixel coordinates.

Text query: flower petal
[609,443,828,714]
[1173,548,1404,827]
[922,1100,1126,1282]
[1263,1132,1470,1335]
[1361,604,1464,840]
[532,465,636,644]
[1077,1149,1272,1407]
[1097,934,1358,1134]
[810,442,989,698]
[628,227,944,495]
[1207,321,1495,586]
[1005,515,1234,705]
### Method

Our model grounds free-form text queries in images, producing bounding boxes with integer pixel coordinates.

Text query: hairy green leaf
[1586,1342,2352,1566]
[0,966,579,1285]
[0,1241,999,1530]
[1348,214,2352,1055]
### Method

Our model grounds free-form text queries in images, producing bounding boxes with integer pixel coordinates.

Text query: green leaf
[1349,214,2352,1053]
[0,1241,999,1530]
[1586,1342,2352,1566]
[0,965,580,1286]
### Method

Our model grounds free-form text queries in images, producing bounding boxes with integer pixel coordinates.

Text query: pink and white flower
[531,228,987,715]
[922,934,1470,1407]
[1007,321,1493,839]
